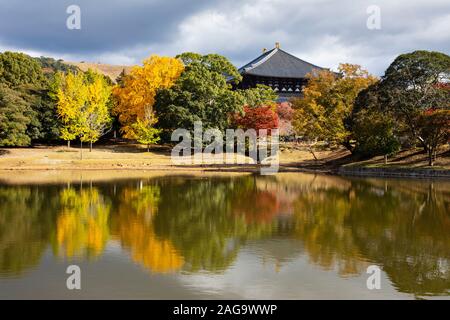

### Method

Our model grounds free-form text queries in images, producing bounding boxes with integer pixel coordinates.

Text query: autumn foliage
[55,70,112,149]
[233,105,279,134]
[276,102,294,136]
[292,64,378,149]
[113,55,184,138]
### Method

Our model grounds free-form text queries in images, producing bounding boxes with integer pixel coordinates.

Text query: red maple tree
[233,105,279,135]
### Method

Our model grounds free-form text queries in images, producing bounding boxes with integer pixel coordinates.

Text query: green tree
[238,84,278,107]
[351,83,401,161]
[130,117,162,152]
[379,51,450,154]
[0,84,34,146]
[0,52,60,144]
[0,52,46,87]
[154,53,245,141]
[34,56,79,78]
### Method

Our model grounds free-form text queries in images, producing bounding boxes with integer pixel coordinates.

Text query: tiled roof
[239,47,326,78]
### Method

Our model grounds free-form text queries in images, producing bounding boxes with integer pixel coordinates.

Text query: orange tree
[113,55,184,138]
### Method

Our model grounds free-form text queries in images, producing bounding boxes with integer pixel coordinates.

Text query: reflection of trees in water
[152,177,278,273]
[110,185,184,274]
[54,187,110,259]
[232,189,280,224]
[347,180,450,297]
[289,178,450,296]
[291,188,365,276]
[0,175,448,297]
[0,186,57,275]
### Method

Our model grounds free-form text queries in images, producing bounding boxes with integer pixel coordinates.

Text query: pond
[0,172,448,299]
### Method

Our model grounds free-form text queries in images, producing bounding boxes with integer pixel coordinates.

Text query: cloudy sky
[0,0,449,75]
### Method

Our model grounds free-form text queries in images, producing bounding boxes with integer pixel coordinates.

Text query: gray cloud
[0,0,449,74]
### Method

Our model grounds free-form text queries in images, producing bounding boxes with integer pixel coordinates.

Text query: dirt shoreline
[1,164,449,181]
[0,145,448,179]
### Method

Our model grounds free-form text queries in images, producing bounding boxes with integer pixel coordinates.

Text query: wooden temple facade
[235,43,327,101]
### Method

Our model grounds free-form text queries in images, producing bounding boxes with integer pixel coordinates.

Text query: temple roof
[238,47,326,78]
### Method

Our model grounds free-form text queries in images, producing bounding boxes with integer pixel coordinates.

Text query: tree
[154,53,245,142]
[0,84,34,146]
[233,105,279,133]
[82,70,112,151]
[351,83,401,161]
[0,52,46,87]
[130,117,162,152]
[34,56,79,78]
[377,51,450,163]
[416,108,450,166]
[353,109,401,162]
[233,84,279,133]
[55,71,87,148]
[113,55,184,138]
[237,84,277,107]
[55,70,112,154]
[276,102,295,137]
[292,64,378,152]
[0,51,60,144]
[115,68,127,86]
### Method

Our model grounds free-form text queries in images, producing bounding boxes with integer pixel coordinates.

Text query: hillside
[64,61,135,82]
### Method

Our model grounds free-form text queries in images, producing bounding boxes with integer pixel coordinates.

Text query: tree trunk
[80,140,83,160]
[147,144,150,152]
[384,154,388,165]
[90,141,92,152]
[309,145,318,161]
[342,140,354,153]
[68,140,71,149]
[428,148,434,166]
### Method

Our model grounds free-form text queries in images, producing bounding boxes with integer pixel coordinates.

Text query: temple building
[236,43,327,101]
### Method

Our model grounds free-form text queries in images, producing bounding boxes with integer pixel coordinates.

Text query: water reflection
[112,184,184,273]
[55,187,110,258]
[0,173,448,297]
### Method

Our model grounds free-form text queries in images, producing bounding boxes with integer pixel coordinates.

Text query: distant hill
[34,56,80,76]
[64,61,135,82]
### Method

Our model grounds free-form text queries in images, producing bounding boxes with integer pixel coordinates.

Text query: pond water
[0,172,448,299]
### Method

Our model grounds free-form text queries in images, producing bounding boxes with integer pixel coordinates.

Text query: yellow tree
[83,71,112,151]
[56,71,87,148]
[56,70,112,155]
[292,64,378,153]
[113,55,184,138]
